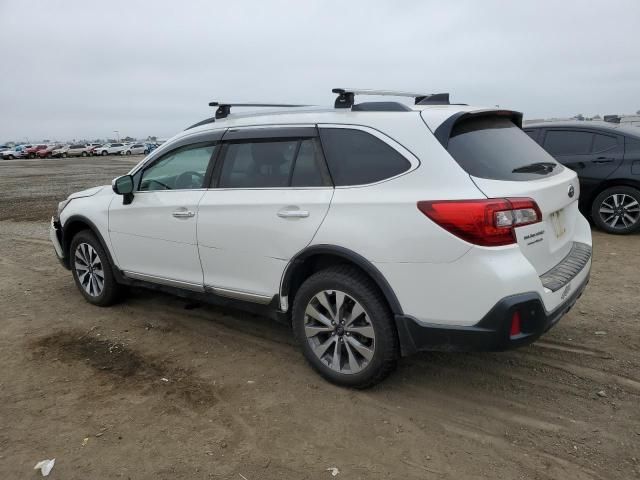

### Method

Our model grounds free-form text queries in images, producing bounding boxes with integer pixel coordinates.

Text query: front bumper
[49,217,67,267]
[395,269,590,356]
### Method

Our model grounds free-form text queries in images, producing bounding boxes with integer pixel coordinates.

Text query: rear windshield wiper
[512,162,557,174]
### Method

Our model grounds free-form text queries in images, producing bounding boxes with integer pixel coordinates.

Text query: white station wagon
[50,89,592,387]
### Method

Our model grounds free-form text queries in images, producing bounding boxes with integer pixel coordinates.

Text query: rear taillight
[417,198,541,247]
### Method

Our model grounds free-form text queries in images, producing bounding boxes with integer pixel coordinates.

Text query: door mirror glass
[113,175,134,195]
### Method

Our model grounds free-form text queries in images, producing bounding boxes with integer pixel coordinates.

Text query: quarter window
[139,143,215,191]
[319,128,411,186]
[543,130,593,155]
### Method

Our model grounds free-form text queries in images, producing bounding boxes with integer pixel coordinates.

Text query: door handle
[172,209,195,218]
[593,157,614,164]
[277,208,309,218]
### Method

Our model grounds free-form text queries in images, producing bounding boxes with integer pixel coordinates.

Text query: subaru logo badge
[568,185,575,198]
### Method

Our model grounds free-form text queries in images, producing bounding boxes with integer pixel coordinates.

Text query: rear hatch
[429,111,580,275]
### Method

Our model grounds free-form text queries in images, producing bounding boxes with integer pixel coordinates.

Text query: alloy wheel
[74,243,105,297]
[599,193,640,230]
[304,290,376,375]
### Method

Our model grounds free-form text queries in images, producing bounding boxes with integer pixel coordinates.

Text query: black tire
[29,153,35,159]
[62,152,67,158]
[8,154,14,159]
[101,150,107,156]
[82,151,87,157]
[292,265,399,388]
[126,150,132,155]
[69,230,121,306]
[591,186,640,234]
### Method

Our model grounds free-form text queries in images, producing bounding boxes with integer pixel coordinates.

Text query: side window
[543,130,593,156]
[592,133,617,153]
[319,128,411,186]
[139,143,215,191]
[524,129,539,142]
[217,138,330,188]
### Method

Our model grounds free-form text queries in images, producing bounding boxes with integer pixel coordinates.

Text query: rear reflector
[417,198,542,247]
[510,311,522,338]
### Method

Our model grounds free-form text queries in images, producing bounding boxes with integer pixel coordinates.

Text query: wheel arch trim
[280,244,404,315]
[61,215,120,275]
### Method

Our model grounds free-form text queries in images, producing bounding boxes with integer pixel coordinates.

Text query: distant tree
[592,114,601,120]
[123,136,135,142]
[146,135,157,142]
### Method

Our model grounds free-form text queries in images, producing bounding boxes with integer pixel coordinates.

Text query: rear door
[541,129,624,200]
[197,126,333,301]
[438,114,580,275]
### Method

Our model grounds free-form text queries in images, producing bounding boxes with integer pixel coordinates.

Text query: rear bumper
[395,270,590,356]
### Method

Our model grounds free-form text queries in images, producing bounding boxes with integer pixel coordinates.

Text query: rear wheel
[82,151,87,157]
[70,230,121,306]
[101,150,107,156]
[592,186,640,234]
[126,150,132,155]
[62,152,67,158]
[292,266,399,388]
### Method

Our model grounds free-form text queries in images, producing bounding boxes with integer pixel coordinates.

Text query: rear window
[447,117,562,181]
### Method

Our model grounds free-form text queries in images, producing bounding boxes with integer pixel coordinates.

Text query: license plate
[550,209,566,239]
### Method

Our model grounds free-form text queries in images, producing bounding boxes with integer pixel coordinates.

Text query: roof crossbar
[208,102,310,119]
[332,88,450,108]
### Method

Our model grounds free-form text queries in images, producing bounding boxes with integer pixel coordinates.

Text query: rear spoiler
[433,109,524,149]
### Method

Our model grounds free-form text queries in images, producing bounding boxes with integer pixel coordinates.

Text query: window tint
[543,130,593,155]
[524,129,539,142]
[319,128,410,186]
[219,140,297,188]
[140,144,215,191]
[447,117,562,181]
[592,133,617,153]
[291,139,330,187]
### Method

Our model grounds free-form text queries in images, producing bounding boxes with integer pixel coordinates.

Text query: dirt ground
[0,156,638,480]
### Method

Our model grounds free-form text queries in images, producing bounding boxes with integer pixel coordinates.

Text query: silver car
[121,143,149,155]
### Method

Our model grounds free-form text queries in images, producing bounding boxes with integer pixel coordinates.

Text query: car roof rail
[208,102,311,119]
[332,88,451,108]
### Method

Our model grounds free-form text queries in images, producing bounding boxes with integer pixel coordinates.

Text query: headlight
[57,198,71,217]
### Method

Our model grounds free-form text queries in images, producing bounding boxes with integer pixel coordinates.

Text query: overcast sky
[1,0,639,142]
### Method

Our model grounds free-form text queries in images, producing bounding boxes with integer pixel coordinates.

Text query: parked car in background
[37,145,63,158]
[525,121,640,234]
[94,143,126,156]
[24,144,48,158]
[51,145,70,158]
[86,143,102,155]
[50,89,592,387]
[1,144,31,159]
[120,143,149,155]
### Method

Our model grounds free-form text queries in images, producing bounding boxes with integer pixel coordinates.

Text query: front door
[197,127,333,301]
[109,141,218,288]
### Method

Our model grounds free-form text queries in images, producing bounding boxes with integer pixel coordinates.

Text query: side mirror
[112,175,134,205]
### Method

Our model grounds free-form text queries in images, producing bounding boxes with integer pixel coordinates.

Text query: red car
[24,145,48,158]
[37,145,63,159]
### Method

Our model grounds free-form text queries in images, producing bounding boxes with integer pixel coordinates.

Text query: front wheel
[70,230,121,306]
[292,266,399,388]
[591,186,640,234]
[101,150,107,156]
[62,152,67,158]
